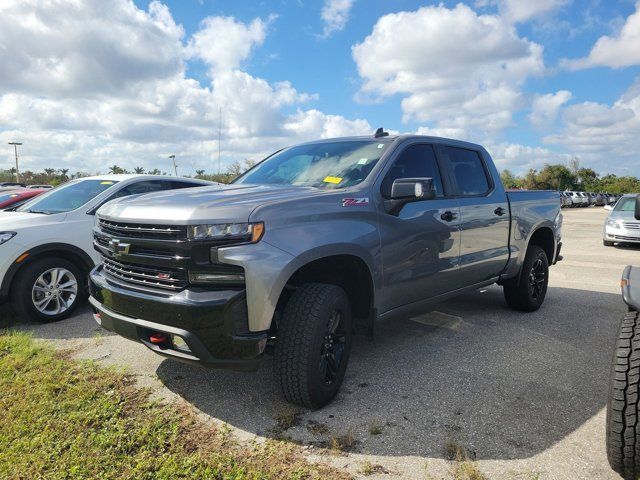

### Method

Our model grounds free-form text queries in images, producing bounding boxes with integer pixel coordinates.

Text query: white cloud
[0,0,184,96]
[563,1,640,69]
[0,0,371,174]
[321,0,355,37]
[488,142,572,170]
[529,90,572,127]
[543,77,640,175]
[186,16,271,74]
[476,0,570,23]
[352,3,544,139]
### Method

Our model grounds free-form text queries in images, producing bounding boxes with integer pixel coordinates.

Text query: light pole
[8,142,22,183]
[169,154,177,177]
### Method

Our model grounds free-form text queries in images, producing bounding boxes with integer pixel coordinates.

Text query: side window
[444,146,491,196]
[110,180,166,199]
[167,181,206,190]
[381,144,444,198]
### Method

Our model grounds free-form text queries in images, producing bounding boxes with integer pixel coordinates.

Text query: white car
[0,175,215,322]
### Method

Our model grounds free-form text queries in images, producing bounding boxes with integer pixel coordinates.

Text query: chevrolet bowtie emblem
[109,238,131,257]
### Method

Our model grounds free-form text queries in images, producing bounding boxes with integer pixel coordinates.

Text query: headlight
[606,219,621,229]
[187,222,264,243]
[0,232,16,245]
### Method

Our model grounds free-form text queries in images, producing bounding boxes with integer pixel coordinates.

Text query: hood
[0,211,65,229]
[609,210,637,221]
[96,184,324,224]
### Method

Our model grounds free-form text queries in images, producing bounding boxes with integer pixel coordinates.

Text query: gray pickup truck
[89,132,562,408]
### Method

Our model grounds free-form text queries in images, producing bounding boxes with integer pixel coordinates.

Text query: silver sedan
[603,194,640,246]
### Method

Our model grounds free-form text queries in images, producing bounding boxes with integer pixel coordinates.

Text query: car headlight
[0,232,16,245]
[606,219,621,229]
[187,222,264,243]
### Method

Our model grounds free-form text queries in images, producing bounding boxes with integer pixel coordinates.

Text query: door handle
[494,207,506,216]
[440,211,458,222]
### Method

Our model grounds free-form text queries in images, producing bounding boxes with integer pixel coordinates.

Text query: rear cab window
[442,146,491,197]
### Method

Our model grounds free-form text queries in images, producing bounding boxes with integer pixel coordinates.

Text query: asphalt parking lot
[12,207,640,479]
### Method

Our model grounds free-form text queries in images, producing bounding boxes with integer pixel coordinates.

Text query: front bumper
[89,266,267,371]
[604,226,640,244]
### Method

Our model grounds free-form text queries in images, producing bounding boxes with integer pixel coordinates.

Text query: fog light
[189,272,245,284]
[171,335,191,353]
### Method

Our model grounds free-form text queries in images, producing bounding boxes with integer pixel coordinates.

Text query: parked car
[565,191,586,207]
[593,193,606,206]
[89,132,563,408]
[27,184,53,189]
[0,188,47,210]
[561,191,573,208]
[606,197,640,478]
[0,182,26,188]
[603,194,640,246]
[0,175,216,323]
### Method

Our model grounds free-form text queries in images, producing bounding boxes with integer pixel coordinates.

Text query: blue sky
[1,0,639,175]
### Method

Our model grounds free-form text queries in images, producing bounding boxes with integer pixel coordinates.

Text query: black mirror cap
[390,178,436,201]
[635,194,640,221]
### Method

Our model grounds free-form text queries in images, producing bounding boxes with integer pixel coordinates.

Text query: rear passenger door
[439,145,510,286]
[377,143,461,312]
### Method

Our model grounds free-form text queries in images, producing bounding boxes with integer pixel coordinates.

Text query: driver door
[377,143,461,313]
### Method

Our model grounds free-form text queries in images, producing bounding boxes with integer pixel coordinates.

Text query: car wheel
[503,245,549,312]
[604,240,615,247]
[607,310,640,480]
[274,283,353,409]
[13,257,83,323]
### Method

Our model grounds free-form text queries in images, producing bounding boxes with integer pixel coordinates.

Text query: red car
[0,188,47,210]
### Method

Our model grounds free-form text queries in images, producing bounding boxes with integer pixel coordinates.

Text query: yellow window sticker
[100,181,114,185]
[323,176,342,184]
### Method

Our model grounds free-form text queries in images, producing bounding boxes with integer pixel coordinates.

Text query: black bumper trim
[89,296,265,372]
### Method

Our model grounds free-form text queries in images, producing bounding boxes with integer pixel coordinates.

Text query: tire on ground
[503,244,549,312]
[604,240,615,247]
[273,283,353,409]
[12,256,84,323]
[607,310,640,480]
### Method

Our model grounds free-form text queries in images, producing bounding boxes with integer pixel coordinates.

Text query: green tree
[133,167,145,174]
[108,165,125,174]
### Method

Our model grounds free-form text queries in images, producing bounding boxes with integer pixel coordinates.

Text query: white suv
[0,175,215,322]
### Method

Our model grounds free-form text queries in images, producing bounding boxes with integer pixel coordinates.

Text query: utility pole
[218,106,222,175]
[8,142,22,183]
[169,154,177,177]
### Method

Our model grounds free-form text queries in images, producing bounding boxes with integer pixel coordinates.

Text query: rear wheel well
[528,227,555,263]
[275,255,374,334]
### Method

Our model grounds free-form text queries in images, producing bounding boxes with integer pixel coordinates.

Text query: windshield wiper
[25,209,53,215]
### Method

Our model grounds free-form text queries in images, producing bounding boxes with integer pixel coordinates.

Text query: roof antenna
[374,127,389,138]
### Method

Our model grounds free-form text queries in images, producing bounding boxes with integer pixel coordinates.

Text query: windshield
[235,140,391,188]
[16,179,118,214]
[614,197,637,212]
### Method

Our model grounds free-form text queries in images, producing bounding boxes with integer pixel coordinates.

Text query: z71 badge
[342,197,369,207]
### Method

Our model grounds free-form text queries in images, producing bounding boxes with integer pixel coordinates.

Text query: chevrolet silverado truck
[89,132,562,408]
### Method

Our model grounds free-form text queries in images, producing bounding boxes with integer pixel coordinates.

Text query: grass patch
[445,442,487,480]
[0,332,349,479]
[359,461,387,476]
[367,421,384,436]
[330,430,357,452]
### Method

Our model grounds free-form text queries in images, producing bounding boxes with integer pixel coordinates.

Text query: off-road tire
[13,257,84,323]
[604,240,615,247]
[274,283,352,409]
[503,245,549,312]
[607,310,640,480]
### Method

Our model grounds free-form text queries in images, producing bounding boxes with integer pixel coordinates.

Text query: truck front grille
[99,219,186,240]
[103,257,187,291]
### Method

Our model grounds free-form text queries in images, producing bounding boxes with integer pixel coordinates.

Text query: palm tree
[147,168,161,175]
[44,168,56,178]
[109,165,125,174]
[58,168,69,180]
[195,169,205,178]
[134,167,145,174]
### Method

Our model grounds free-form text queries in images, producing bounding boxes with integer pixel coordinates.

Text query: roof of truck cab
[292,134,484,150]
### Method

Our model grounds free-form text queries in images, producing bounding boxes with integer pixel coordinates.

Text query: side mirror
[390,178,436,201]
[635,194,640,221]
[604,204,613,211]
[385,178,435,215]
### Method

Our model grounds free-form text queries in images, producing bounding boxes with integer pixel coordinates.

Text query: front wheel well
[275,255,375,334]
[7,247,93,296]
